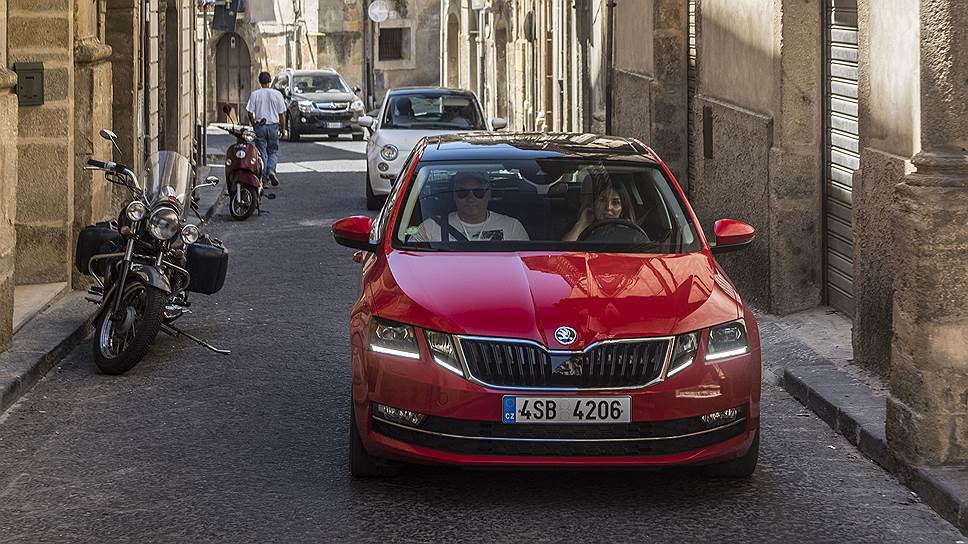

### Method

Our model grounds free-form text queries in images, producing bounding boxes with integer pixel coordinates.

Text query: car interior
[398,162,683,247]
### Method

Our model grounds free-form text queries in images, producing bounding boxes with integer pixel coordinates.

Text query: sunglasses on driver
[455,187,490,199]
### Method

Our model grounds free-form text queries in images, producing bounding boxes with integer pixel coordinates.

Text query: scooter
[222,107,275,220]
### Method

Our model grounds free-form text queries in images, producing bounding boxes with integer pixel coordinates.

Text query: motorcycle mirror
[99,128,118,141]
[206,175,220,186]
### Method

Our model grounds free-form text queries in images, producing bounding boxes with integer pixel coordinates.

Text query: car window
[381,94,485,130]
[291,74,350,94]
[392,159,701,254]
[372,146,422,242]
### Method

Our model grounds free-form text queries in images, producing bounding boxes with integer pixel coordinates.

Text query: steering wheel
[577,219,652,244]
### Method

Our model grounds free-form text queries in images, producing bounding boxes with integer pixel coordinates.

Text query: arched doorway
[495,22,509,119]
[216,33,251,123]
[446,14,460,87]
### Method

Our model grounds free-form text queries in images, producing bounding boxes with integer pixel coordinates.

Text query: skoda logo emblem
[555,326,577,346]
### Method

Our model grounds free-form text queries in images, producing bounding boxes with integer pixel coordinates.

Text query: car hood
[292,91,357,103]
[375,129,482,157]
[369,251,743,349]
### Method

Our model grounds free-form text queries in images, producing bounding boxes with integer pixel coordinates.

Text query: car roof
[418,133,659,164]
[285,69,340,75]
[386,87,476,97]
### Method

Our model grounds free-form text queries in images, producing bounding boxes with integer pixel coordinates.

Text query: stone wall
[317,0,364,88]
[0,71,17,349]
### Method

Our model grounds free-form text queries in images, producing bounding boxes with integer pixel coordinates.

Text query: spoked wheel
[92,282,167,375]
[229,185,257,221]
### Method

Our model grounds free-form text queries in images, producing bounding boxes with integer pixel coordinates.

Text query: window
[379,27,408,61]
[381,94,486,130]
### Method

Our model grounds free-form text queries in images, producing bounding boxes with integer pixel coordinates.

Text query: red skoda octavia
[333,133,760,477]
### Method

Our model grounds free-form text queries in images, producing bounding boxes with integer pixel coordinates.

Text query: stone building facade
[441,0,607,133]
[453,0,968,467]
[0,0,197,352]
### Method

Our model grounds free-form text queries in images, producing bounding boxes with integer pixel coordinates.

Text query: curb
[0,293,93,416]
[776,360,968,536]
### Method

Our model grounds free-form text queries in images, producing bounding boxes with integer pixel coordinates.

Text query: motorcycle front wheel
[92,281,167,375]
[229,184,257,221]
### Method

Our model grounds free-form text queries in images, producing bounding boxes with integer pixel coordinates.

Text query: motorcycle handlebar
[86,158,124,173]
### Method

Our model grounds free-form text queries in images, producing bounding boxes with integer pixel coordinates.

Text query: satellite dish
[368,0,390,23]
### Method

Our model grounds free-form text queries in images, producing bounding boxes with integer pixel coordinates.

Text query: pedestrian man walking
[246,71,286,186]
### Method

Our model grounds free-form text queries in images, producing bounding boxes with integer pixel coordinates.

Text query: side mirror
[358,115,374,128]
[99,128,118,141]
[194,175,220,192]
[332,215,377,252]
[221,105,231,115]
[711,219,755,254]
[354,86,362,94]
[490,117,508,130]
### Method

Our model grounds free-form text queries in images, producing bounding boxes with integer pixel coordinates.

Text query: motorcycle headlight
[706,319,749,360]
[243,131,255,143]
[298,100,315,113]
[351,99,365,112]
[147,206,180,240]
[667,332,700,377]
[369,318,419,359]
[125,200,147,221]
[380,145,399,161]
[181,224,201,245]
[425,330,463,376]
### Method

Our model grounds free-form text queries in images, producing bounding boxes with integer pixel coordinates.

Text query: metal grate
[459,338,671,389]
[686,0,699,194]
[824,0,859,316]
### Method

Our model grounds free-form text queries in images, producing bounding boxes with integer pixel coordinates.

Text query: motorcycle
[77,128,231,375]
[222,106,275,220]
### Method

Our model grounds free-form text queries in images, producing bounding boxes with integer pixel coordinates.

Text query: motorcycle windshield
[143,151,192,216]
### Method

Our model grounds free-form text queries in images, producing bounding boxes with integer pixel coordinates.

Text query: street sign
[368,0,389,23]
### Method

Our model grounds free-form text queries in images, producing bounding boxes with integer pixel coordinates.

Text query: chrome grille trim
[456,335,674,391]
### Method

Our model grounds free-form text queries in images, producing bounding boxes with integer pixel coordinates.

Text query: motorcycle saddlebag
[186,235,228,295]
[75,221,121,276]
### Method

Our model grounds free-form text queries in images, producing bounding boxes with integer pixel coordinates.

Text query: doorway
[216,33,251,123]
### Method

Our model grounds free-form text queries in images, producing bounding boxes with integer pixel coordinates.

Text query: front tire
[349,398,399,477]
[365,167,381,211]
[327,134,339,140]
[92,282,167,375]
[229,184,257,221]
[705,426,759,478]
[288,116,301,142]
[352,133,364,141]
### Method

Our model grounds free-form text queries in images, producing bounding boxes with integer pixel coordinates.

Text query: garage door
[824,0,859,316]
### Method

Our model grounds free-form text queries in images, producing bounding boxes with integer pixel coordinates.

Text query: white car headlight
[380,144,399,161]
[181,224,201,245]
[125,200,147,221]
[369,318,420,359]
[705,319,749,360]
[298,100,315,113]
[425,330,463,376]
[667,332,700,377]
[351,99,365,112]
[147,206,180,240]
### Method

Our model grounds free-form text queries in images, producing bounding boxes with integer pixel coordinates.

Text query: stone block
[43,67,72,103]
[654,0,685,30]
[7,16,70,51]
[611,69,653,146]
[16,142,69,225]
[653,34,685,83]
[13,224,69,284]
[12,0,71,11]
[18,106,70,138]
[0,270,12,351]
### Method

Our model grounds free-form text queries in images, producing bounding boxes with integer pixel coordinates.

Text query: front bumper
[353,337,761,467]
[296,110,363,134]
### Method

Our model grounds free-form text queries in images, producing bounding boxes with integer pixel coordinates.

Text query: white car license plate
[325,122,343,129]
[503,396,631,424]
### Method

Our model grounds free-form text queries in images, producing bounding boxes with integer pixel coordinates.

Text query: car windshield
[382,94,486,130]
[392,159,703,254]
[292,74,349,94]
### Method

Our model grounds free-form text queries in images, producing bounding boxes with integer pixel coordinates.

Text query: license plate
[503,396,631,424]
[325,122,343,129]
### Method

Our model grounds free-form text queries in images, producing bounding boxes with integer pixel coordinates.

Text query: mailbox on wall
[14,62,44,107]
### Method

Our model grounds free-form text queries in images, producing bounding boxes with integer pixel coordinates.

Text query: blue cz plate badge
[502,395,631,424]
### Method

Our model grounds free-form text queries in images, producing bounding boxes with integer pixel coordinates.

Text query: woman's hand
[563,208,596,241]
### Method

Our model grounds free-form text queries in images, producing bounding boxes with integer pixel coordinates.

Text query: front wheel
[288,116,301,142]
[92,282,167,375]
[365,167,381,211]
[229,184,258,220]
[349,398,399,477]
[705,426,759,478]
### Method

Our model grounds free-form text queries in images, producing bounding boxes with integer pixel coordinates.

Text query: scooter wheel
[229,185,258,221]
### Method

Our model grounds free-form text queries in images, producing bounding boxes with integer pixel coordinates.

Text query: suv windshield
[392,159,702,254]
[291,74,350,94]
[382,94,486,130]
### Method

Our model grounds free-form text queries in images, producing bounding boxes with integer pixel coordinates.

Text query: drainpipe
[604,0,615,134]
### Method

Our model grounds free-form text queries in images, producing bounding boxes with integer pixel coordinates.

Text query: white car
[358,87,506,210]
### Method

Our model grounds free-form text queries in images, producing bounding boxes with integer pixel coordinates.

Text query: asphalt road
[0,135,962,543]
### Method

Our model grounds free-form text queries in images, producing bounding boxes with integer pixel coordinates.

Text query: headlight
[125,200,147,221]
[181,224,200,245]
[425,330,463,376]
[667,332,700,377]
[298,100,315,113]
[369,318,419,359]
[380,145,399,161]
[351,99,365,112]
[147,206,180,240]
[243,132,255,143]
[706,319,749,360]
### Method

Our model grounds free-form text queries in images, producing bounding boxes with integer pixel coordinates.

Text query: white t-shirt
[412,211,530,242]
[246,88,287,125]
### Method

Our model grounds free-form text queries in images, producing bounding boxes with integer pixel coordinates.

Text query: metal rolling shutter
[824,0,859,316]
[686,0,698,194]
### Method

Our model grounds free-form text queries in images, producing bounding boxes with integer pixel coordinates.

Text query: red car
[333,133,760,477]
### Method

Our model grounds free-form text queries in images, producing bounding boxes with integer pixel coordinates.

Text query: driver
[413,173,530,242]
[563,178,637,241]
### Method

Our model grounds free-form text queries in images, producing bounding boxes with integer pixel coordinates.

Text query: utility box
[14,62,44,107]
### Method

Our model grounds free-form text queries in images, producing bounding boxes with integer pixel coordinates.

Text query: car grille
[315,101,350,111]
[458,337,671,389]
